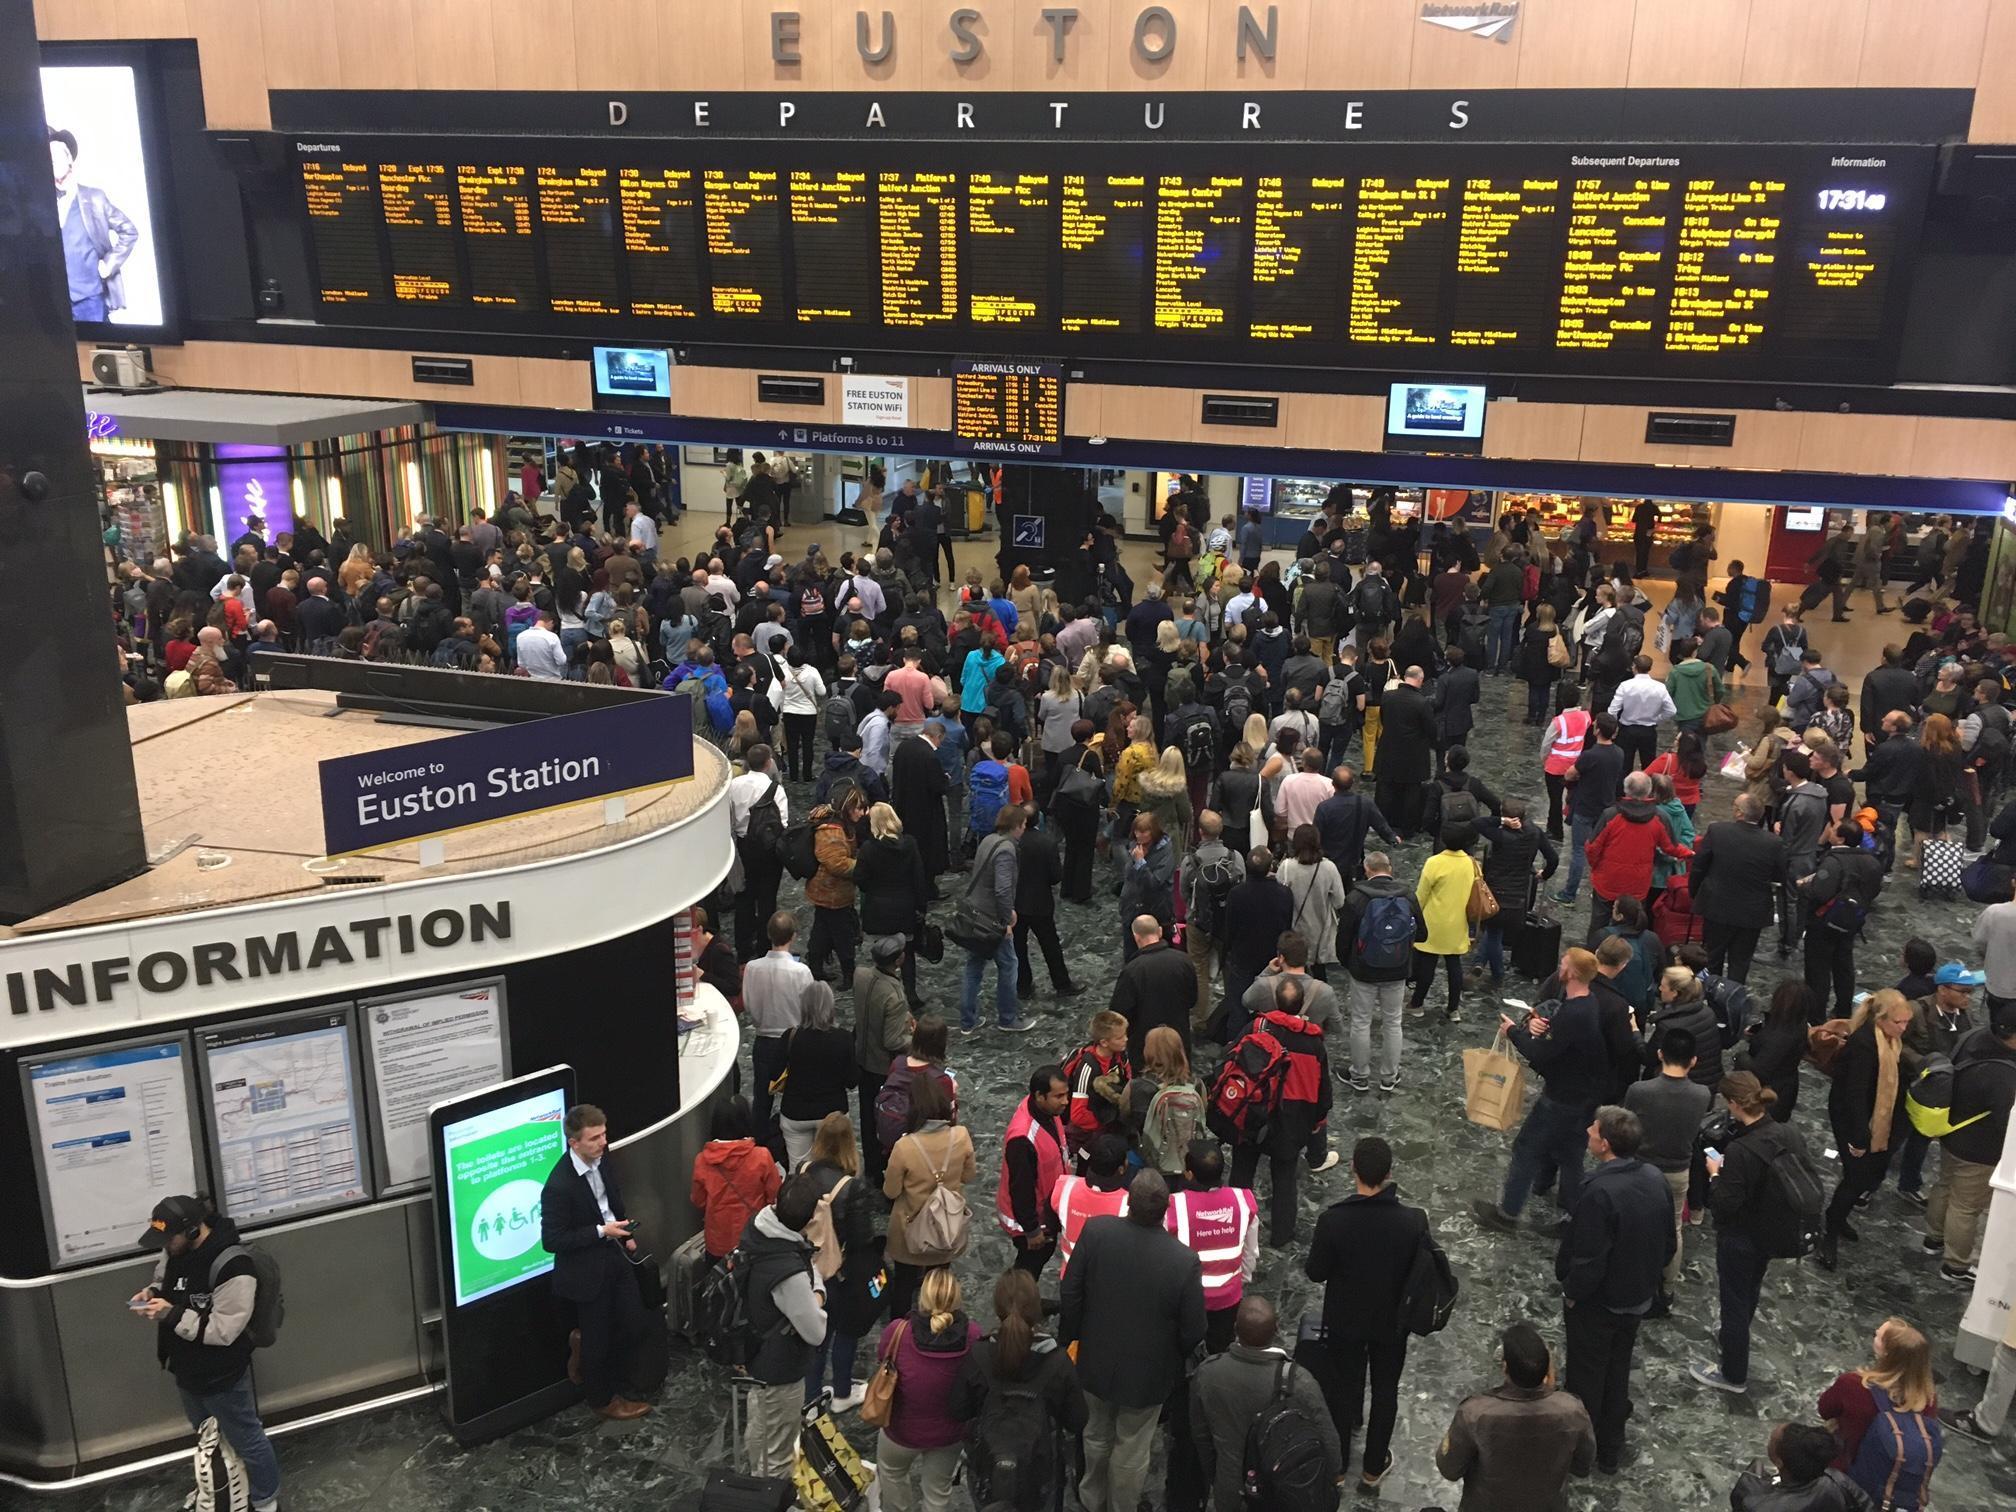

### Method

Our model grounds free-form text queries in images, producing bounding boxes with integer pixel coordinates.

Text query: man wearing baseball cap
[1920,996,2016,1285]
[131,1195,279,1509]
[1896,962,1987,1206]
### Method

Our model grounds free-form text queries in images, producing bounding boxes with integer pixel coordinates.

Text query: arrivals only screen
[297,139,1931,383]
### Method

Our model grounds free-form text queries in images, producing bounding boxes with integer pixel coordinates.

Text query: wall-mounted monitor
[20,1032,203,1269]
[590,345,672,412]
[1385,382,1487,454]
[40,58,175,337]
[1783,506,1828,532]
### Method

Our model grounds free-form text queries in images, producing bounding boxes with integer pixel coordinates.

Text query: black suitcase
[1512,916,1564,981]
[1798,579,1831,612]
[699,1470,794,1512]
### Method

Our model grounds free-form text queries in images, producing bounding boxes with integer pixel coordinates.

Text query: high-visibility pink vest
[996,1098,1066,1237]
[1544,708,1592,776]
[1051,1174,1129,1275]
[1166,1186,1259,1312]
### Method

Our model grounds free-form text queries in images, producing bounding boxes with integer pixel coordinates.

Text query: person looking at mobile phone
[541,1103,651,1421]
[131,1194,281,1511]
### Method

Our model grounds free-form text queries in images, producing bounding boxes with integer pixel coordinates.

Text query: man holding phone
[541,1103,652,1420]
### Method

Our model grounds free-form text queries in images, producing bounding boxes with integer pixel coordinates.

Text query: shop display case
[92,434,165,567]
[1507,493,1715,547]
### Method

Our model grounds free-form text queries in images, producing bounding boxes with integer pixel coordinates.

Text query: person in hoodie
[815,730,888,806]
[132,1195,282,1511]
[871,1266,983,1512]
[1583,770,1693,948]
[741,1174,830,1480]
[1337,851,1427,1091]
[949,1268,1088,1512]
[1729,1423,1877,1512]
[690,1096,781,1261]
[1665,636,1723,736]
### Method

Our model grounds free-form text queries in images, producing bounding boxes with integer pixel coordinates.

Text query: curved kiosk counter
[0,688,736,1487]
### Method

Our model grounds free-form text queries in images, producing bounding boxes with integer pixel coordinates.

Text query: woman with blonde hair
[337,541,376,599]
[1136,745,1195,857]
[1110,713,1158,839]
[727,708,762,765]
[1820,1317,1943,1505]
[872,1266,981,1512]
[1036,663,1085,778]
[799,1112,885,1412]
[1817,988,1918,1271]
[1211,738,1263,852]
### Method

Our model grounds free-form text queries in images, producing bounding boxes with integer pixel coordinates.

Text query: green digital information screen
[439,1086,567,1306]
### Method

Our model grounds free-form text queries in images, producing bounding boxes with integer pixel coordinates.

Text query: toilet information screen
[298,139,1931,382]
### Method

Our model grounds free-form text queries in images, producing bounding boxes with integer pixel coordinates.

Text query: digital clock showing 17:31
[1816,188,1887,212]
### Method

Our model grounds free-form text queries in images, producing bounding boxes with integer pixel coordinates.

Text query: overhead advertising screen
[437,1077,568,1306]
[40,62,169,330]
[362,979,509,1191]
[21,1034,202,1268]
[295,138,1934,383]
[196,1008,371,1227]
[1386,382,1487,453]
[589,345,672,412]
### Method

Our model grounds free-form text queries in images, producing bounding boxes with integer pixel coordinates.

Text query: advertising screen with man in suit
[39,63,163,328]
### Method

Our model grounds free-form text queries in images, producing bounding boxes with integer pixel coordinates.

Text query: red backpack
[1208,1027,1289,1144]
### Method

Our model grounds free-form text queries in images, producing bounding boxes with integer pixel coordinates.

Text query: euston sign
[318,697,696,857]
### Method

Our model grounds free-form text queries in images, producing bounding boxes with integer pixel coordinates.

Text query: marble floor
[25,600,2016,1512]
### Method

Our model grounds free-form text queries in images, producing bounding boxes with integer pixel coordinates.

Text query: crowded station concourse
[96,469,2016,1512]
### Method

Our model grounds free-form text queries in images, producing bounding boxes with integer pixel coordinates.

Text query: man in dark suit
[1110,914,1197,1065]
[1304,1136,1434,1490]
[1687,792,1787,985]
[890,724,952,880]
[1373,665,1439,839]
[540,1104,650,1420]
[1014,817,1083,999]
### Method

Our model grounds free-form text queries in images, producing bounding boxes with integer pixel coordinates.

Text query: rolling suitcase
[666,1231,710,1340]
[1512,915,1564,981]
[699,1470,794,1512]
[1919,837,1966,901]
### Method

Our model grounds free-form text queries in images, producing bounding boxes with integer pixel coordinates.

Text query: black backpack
[1220,679,1255,735]
[693,1248,757,1369]
[781,815,822,882]
[743,778,785,862]
[964,1378,1056,1512]
[1181,711,1218,773]
[208,1243,285,1349]
[1399,1232,1458,1336]
[1239,1361,1333,1511]
[823,686,857,748]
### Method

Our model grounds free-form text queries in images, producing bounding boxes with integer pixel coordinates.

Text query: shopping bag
[1463,1031,1527,1132]
[794,1402,872,1510]
[1717,745,1750,780]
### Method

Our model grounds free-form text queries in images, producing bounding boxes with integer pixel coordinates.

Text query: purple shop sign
[213,443,294,544]
[1241,475,1273,515]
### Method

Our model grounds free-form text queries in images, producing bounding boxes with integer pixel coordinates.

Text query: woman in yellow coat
[1411,832,1479,1020]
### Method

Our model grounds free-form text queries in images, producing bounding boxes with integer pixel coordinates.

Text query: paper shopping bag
[1464,1031,1527,1132]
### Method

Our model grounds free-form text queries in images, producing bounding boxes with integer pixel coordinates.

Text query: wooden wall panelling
[1740,0,1867,87]
[1408,1,1524,89]
[257,0,336,92]
[187,0,271,126]
[909,377,951,433]
[1910,416,2016,482]
[112,0,191,37]
[1706,407,1802,471]
[35,0,121,38]
[1094,384,1198,444]
[919,2,1013,89]
[1279,391,1384,453]
[1857,0,1988,88]
[1064,381,1103,438]
[510,358,586,410]
[657,0,749,90]
[1010,0,1112,90]
[1299,0,1415,91]
[746,1,834,89]
[675,365,756,421]
[825,0,921,90]
[572,0,664,91]
[1794,410,1920,476]
[410,0,498,91]
[1203,0,1311,90]
[1626,0,1752,88]
[490,0,579,94]
[1971,0,2016,142]
[1108,0,1210,92]
[331,0,420,91]
[1482,400,1586,461]
[1576,403,1660,464]
[1513,0,1636,88]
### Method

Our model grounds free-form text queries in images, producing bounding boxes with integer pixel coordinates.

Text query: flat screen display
[439,1080,567,1306]
[1386,382,1487,452]
[952,360,1064,456]
[1783,506,1828,532]
[40,63,169,331]
[295,138,1935,384]
[590,345,671,411]
[195,1008,371,1227]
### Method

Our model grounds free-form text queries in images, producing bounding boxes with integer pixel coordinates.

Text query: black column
[0,0,146,922]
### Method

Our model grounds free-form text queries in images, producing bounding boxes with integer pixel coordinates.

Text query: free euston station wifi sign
[318,697,695,857]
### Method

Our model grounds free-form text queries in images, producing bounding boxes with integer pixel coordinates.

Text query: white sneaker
[1312,1151,1341,1174]
[831,1385,867,1414]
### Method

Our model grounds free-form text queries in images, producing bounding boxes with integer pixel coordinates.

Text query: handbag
[1053,760,1102,809]
[1466,860,1499,924]
[859,1319,906,1429]
[1702,702,1739,735]
[917,920,945,963]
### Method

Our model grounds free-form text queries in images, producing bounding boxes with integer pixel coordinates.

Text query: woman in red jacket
[688,1096,781,1261]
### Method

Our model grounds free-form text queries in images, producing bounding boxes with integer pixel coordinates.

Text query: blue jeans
[1502,1096,1593,1218]
[178,1373,279,1506]
[962,932,1018,1028]
[1473,922,1505,983]
[1489,604,1521,669]
[1897,1127,1932,1194]
[804,1329,860,1403]
[1558,813,1595,899]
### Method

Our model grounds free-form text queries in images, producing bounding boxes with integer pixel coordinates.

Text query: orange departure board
[618,167,703,319]
[702,168,784,318]
[457,163,535,309]
[303,159,385,305]
[880,171,960,327]
[536,165,621,317]
[968,172,1052,327]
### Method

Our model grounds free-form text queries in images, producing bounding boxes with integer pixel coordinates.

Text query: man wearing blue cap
[1897,963,1986,1205]
[1920,995,2016,1285]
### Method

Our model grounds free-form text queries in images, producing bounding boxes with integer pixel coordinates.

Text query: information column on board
[1665,176,1785,353]
[379,162,460,305]
[619,167,704,319]
[303,158,387,304]
[1555,165,1675,353]
[880,171,961,327]
[952,360,1065,457]
[457,163,537,309]
[790,168,875,322]
[1778,160,1905,351]
[1249,175,1348,342]
[1152,174,1244,333]
[1350,176,1452,345]
[1450,176,1563,349]
[968,171,1052,327]
[1061,174,1147,334]
[536,165,622,317]
[702,168,785,318]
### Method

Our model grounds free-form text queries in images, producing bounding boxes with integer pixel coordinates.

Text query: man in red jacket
[1582,771,1693,947]
[997,1065,1070,1280]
